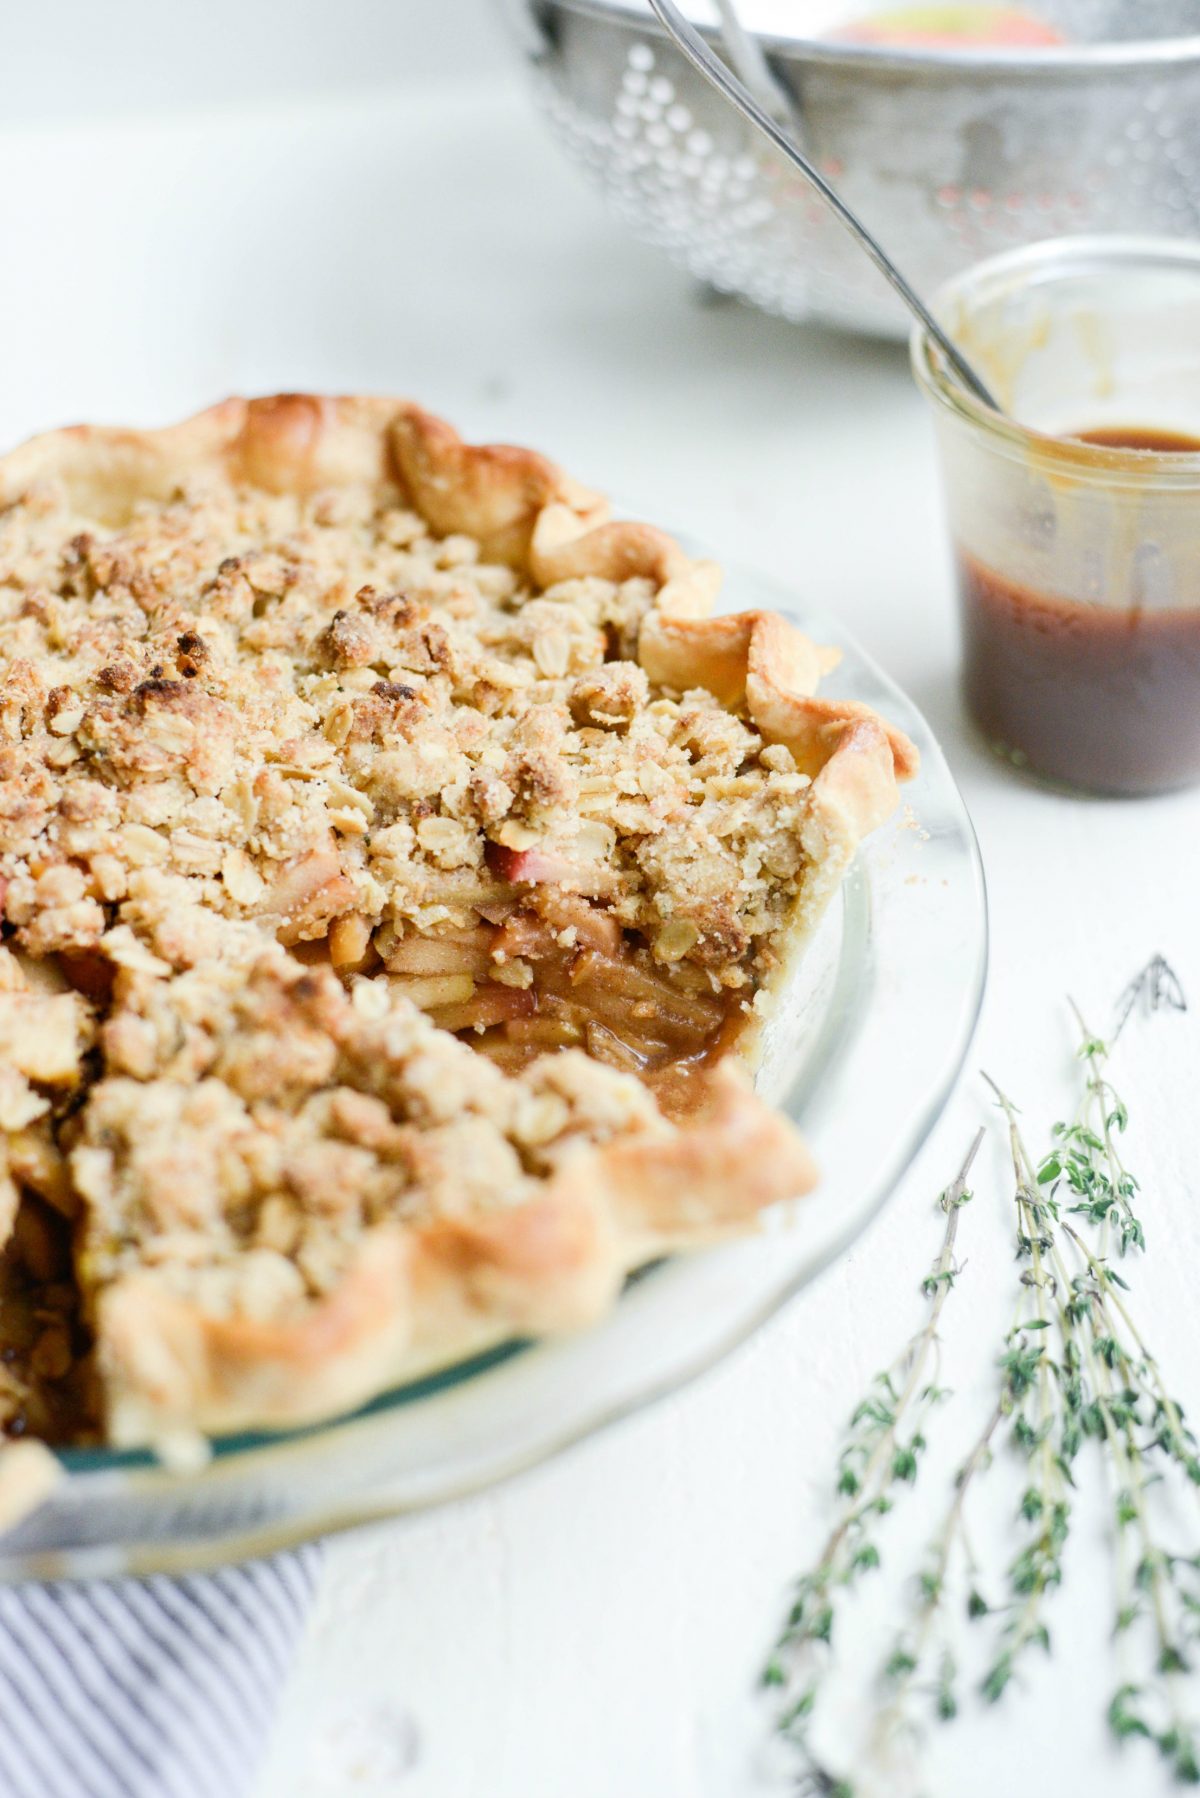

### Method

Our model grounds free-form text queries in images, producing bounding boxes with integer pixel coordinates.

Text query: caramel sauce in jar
[1074,425,1200,454]
[959,554,1200,795]
[958,422,1200,795]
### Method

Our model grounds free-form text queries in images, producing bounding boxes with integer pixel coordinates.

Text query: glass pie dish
[0,552,986,1581]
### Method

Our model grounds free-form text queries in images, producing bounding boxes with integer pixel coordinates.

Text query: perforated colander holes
[619,39,773,210]
[933,178,1090,254]
[615,37,857,269]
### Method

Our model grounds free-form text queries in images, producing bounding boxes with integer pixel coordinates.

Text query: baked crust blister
[0,395,916,1451]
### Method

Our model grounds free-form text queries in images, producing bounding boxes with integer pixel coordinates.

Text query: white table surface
[1,62,1198,1798]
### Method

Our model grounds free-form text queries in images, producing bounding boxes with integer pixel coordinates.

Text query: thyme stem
[763,1131,983,1782]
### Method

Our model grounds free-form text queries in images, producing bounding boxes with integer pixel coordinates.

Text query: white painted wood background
[2,8,1198,1793]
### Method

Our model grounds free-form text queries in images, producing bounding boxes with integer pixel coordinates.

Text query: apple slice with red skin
[484,841,581,887]
[836,5,1064,46]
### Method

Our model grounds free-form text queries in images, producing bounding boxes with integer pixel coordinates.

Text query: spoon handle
[647,0,1003,414]
[712,0,797,133]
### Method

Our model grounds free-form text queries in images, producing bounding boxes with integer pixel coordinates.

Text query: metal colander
[498,0,1200,336]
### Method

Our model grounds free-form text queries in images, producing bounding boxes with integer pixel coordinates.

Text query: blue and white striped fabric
[0,1546,321,1798]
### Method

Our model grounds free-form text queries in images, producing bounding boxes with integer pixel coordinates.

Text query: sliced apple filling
[383,892,746,1099]
[0,950,98,1441]
[0,1192,95,1444]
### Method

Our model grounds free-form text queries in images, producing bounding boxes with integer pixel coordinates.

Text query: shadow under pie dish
[0,395,916,1459]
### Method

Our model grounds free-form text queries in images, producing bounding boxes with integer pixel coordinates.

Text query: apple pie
[0,395,916,1451]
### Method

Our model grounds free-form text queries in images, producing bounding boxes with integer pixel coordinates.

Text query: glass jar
[911,236,1200,796]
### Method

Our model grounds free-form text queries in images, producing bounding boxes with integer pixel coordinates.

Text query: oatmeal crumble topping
[1,475,816,991]
[72,943,667,1325]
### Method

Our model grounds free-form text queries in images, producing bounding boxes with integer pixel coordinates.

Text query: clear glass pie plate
[0,555,987,1581]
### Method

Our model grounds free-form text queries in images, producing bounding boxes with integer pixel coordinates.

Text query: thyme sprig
[866,1099,1072,1761]
[865,1391,1002,1760]
[1036,1010,1144,1255]
[765,957,1195,1791]
[761,1130,983,1783]
[988,1064,1200,1784]
[1115,952,1187,1038]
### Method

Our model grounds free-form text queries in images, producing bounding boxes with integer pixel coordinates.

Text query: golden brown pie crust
[0,395,916,1450]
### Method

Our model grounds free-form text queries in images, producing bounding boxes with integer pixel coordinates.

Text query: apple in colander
[836,4,1065,46]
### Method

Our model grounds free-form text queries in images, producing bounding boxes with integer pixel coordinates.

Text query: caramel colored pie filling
[0,397,916,1453]
[391,890,749,1114]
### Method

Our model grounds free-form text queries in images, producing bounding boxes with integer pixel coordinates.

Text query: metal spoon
[647,0,1003,414]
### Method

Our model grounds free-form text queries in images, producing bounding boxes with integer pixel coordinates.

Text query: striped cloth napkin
[0,1545,321,1798]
